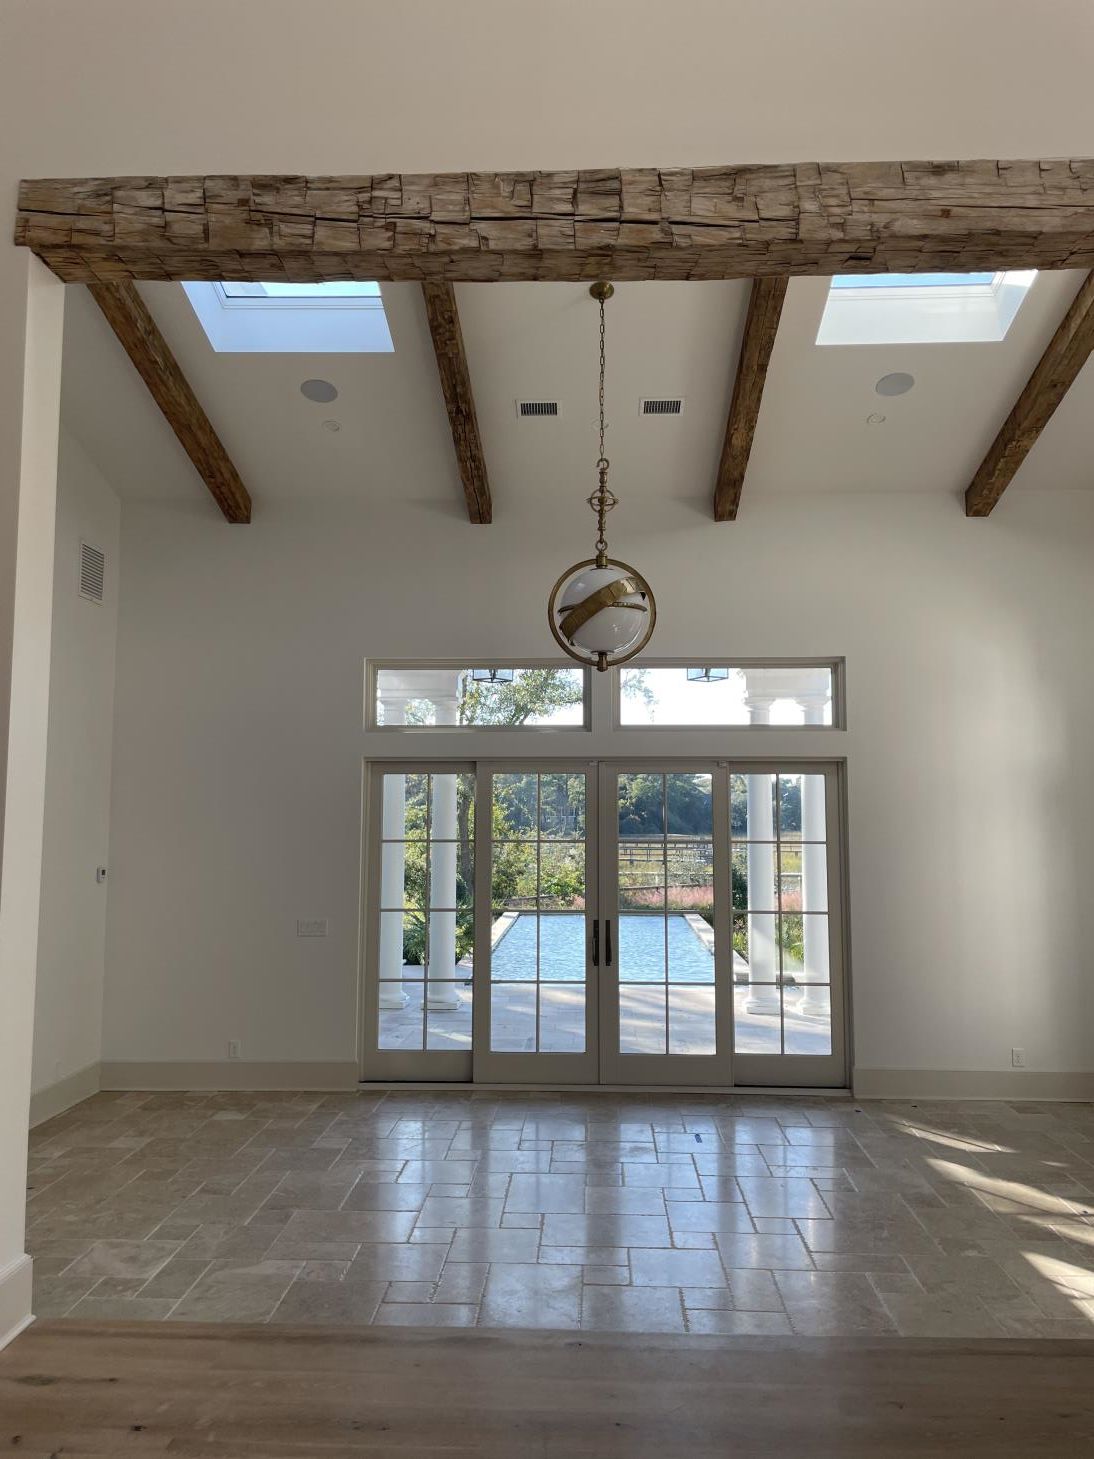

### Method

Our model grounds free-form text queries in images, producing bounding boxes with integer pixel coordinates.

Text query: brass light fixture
[548,282,656,672]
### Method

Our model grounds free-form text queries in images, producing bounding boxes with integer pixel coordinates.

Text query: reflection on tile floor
[26,1090,1094,1336]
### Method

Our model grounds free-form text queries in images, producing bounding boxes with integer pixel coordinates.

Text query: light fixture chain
[598,294,606,464]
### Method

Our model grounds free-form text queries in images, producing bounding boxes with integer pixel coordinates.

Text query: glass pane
[491,910,538,980]
[539,845,585,910]
[378,984,424,1050]
[428,837,465,909]
[796,841,828,912]
[734,774,776,841]
[426,985,473,1051]
[379,910,425,978]
[618,666,834,726]
[733,984,781,1054]
[780,913,830,983]
[375,666,585,728]
[668,986,716,1055]
[666,842,713,918]
[666,773,712,837]
[491,983,536,1052]
[493,773,539,838]
[537,912,586,982]
[618,774,664,836]
[619,984,667,1054]
[617,913,665,984]
[777,773,826,840]
[539,774,585,839]
[492,842,538,913]
[619,843,665,912]
[539,985,586,1053]
[784,986,832,1055]
[736,842,778,912]
[379,844,425,910]
[667,910,715,985]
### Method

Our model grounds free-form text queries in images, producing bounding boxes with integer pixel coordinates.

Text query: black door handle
[591,919,599,967]
[605,918,613,967]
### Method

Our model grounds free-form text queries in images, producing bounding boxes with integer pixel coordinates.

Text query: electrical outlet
[228,1040,241,1060]
[297,918,328,938]
[1011,1047,1027,1068]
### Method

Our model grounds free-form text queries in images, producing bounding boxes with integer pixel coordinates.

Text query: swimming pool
[490,911,715,983]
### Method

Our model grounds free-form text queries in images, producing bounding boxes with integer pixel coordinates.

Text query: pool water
[491,911,715,983]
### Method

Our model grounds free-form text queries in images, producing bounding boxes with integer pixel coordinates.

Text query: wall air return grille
[79,541,105,604]
[516,400,559,417]
[641,397,684,416]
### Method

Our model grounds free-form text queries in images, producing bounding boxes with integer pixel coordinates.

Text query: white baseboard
[853,1067,1094,1101]
[29,1061,102,1127]
[99,1060,360,1092]
[0,1255,34,1352]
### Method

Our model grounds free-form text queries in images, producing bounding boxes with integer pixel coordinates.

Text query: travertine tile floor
[26,1090,1094,1337]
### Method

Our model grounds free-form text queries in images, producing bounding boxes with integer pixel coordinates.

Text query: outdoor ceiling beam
[88,281,252,523]
[16,160,1094,284]
[713,275,788,521]
[965,270,1094,516]
[420,282,491,524]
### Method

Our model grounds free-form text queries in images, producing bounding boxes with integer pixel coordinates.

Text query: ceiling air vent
[516,400,559,418]
[641,397,685,416]
[79,541,105,604]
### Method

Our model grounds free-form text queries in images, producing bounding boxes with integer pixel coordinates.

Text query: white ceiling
[59,268,1094,523]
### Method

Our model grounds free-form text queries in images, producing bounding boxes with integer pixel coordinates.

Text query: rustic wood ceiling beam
[88,281,252,523]
[713,276,788,521]
[965,271,1094,516]
[17,161,1094,284]
[420,282,491,524]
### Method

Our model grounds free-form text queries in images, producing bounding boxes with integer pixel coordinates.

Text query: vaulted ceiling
[60,268,1094,524]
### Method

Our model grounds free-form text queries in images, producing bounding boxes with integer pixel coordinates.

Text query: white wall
[101,488,1094,1081]
[32,430,120,1099]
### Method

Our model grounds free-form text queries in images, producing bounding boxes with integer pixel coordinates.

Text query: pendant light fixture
[548,282,656,672]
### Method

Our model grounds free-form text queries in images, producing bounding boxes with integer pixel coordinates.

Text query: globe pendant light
[548,282,656,672]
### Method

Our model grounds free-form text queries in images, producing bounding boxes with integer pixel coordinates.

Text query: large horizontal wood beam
[420,282,491,524]
[88,281,251,523]
[17,160,1094,284]
[714,276,788,521]
[965,270,1094,516]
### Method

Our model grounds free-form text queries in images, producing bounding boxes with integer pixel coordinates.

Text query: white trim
[0,1255,34,1352]
[853,1068,1094,1101]
[29,1061,101,1127]
[357,1081,852,1097]
[99,1061,360,1091]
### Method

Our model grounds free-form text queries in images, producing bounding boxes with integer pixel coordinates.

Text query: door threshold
[357,1081,852,1098]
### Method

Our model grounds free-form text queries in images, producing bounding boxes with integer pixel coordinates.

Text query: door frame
[359,756,851,1089]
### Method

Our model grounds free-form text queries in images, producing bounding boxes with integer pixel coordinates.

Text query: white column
[743,689,780,1016]
[797,693,831,1019]
[377,695,410,1009]
[426,694,461,1010]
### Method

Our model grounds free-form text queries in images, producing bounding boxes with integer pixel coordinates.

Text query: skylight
[817,270,1037,346]
[182,280,393,353]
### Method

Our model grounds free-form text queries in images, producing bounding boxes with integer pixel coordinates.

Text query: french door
[362,760,846,1087]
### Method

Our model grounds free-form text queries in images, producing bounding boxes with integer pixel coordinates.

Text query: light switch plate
[297,918,328,938]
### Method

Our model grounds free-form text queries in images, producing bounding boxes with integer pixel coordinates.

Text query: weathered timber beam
[713,276,788,521]
[965,270,1094,516]
[420,282,491,524]
[88,281,251,523]
[16,160,1094,283]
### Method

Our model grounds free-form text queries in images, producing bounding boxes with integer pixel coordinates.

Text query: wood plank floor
[1,1321,1093,1457]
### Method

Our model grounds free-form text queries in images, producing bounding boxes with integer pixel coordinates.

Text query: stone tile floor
[26,1090,1094,1337]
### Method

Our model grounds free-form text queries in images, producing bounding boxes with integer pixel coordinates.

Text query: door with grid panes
[362,761,845,1086]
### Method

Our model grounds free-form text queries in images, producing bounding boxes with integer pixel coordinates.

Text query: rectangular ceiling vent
[516,399,559,418]
[641,397,685,416]
[79,541,105,604]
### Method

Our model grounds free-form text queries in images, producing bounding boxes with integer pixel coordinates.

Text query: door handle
[605,918,613,967]
[591,919,599,967]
